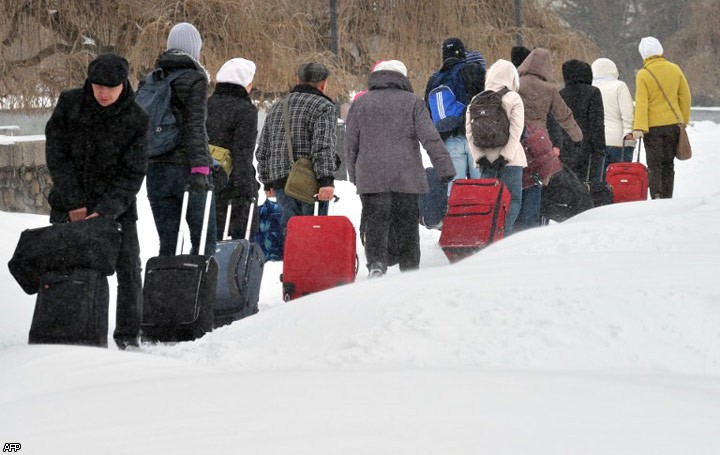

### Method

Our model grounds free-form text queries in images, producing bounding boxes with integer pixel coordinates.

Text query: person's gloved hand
[188,172,210,193]
[632,130,644,140]
[476,155,507,171]
[439,174,455,185]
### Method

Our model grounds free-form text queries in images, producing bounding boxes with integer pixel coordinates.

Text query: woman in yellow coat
[632,36,691,199]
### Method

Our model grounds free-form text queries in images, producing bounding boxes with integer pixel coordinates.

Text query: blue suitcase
[214,201,264,328]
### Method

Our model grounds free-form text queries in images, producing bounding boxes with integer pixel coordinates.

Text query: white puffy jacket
[591,58,635,148]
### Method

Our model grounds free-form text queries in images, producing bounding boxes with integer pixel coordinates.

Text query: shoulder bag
[282,97,319,203]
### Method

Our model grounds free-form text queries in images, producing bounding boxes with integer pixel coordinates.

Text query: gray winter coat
[345,70,454,194]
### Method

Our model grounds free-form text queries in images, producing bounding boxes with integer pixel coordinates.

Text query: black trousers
[644,125,679,199]
[360,192,420,273]
[113,222,142,343]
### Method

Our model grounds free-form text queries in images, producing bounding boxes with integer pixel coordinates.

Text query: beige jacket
[466,59,527,167]
[591,58,635,147]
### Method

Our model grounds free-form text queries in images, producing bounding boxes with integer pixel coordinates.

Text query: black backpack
[468,87,511,148]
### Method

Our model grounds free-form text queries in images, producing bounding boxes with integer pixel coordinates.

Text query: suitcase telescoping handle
[221,198,257,241]
[175,189,214,256]
[313,194,340,216]
[621,138,643,163]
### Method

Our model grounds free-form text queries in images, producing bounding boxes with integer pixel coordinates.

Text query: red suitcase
[439,179,511,262]
[606,139,649,203]
[281,197,357,301]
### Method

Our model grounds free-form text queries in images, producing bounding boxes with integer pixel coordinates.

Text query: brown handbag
[644,67,692,160]
[281,97,319,203]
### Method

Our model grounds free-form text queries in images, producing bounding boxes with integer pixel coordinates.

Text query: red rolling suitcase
[606,139,649,203]
[281,197,357,301]
[439,178,511,262]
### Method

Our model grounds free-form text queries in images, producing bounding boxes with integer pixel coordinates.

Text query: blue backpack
[427,63,468,133]
[253,199,284,262]
[135,68,192,157]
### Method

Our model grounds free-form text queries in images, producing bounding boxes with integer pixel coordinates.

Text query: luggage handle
[175,189,214,256]
[621,138,643,163]
[221,198,257,241]
[313,194,340,216]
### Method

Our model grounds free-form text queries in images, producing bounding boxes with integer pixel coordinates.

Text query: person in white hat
[345,59,455,278]
[632,36,691,199]
[206,58,260,242]
[144,22,217,257]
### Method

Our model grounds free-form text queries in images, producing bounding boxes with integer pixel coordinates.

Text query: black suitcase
[585,154,613,208]
[141,190,218,343]
[214,201,264,328]
[29,269,109,347]
[541,165,593,222]
[8,217,121,295]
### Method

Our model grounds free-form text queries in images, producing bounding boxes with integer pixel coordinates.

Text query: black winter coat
[148,50,211,169]
[45,81,148,223]
[206,83,260,198]
[549,60,606,180]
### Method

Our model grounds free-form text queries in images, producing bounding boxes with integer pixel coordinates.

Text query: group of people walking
[43,20,691,348]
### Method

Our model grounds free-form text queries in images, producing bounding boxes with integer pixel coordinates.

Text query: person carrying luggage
[466,59,527,235]
[591,57,636,181]
[516,48,583,231]
[144,22,217,257]
[45,53,148,349]
[346,60,455,277]
[255,62,337,235]
[206,57,261,240]
[631,36,691,199]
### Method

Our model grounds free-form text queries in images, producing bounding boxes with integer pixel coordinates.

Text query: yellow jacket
[633,56,691,132]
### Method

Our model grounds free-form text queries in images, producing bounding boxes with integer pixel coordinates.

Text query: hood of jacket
[368,70,413,93]
[562,59,593,86]
[517,48,554,82]
[484,59,520,92]
[156,49,208,78]
[591,58,619,81]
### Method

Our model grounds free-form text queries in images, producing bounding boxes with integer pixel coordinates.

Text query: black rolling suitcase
[141,190,218,343]
[29,269,110,347]
[213,200,264,328]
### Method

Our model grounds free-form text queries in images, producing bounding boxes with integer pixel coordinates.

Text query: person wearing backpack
[143,22,216,256]
[206,57,260,240]
[45,53,148,349]
[424,38,486,194]
[466,59,527,234]
[516,48,583,231]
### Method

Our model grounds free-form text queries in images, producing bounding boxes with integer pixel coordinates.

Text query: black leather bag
[8,217,122,295]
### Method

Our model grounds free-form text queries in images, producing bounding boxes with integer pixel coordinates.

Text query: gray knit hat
[167,22,202,60]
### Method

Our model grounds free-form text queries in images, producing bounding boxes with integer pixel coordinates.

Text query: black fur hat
[511,46,531,68]
[87,53,129,87]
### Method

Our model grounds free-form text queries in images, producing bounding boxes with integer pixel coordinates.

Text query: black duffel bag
[8,217,122,295]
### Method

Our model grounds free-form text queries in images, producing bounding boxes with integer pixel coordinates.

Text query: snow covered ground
[1,121,719,454]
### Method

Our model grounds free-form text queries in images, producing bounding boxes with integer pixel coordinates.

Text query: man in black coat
[45,53,149,349]
[206,57,260,240]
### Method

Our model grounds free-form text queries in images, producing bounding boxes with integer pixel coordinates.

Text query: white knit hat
[167,22,203,60]
[216,58,256,88]
[372,60,408,77]
[639,37,663,60]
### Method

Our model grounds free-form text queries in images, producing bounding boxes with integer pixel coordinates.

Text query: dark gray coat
[345,70,454,194]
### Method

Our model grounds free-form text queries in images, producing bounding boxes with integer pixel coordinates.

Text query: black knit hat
[87,53,129,87]
[297,62,331,83]
[442,37,466,61]
[511,46,531,68]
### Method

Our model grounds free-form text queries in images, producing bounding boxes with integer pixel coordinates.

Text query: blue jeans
[480,165,522,235]
[275,188,328,237]
[446,135,480,195]
[146,162,217,256]
[514,184,542,232]
[598,146,634,181]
